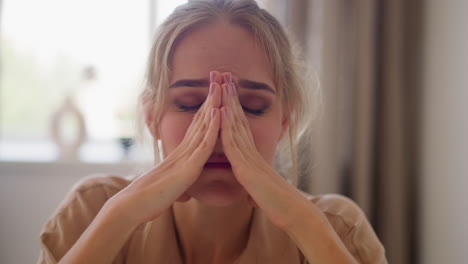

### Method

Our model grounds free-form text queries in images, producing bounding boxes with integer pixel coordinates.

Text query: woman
[38,0,387,263]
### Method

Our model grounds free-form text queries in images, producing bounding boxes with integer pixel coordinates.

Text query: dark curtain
[264,0,425,263]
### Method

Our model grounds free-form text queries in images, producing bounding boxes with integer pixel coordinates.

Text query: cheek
[248,117,282,164]
[158,113,194,156]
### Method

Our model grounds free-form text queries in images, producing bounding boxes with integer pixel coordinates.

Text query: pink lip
[204,163,232,169]
[206,154,230,163]
[204,153,231,169]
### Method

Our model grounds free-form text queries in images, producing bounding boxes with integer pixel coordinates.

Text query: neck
[172,198,254,264]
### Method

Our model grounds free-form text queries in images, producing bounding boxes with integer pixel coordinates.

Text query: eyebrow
[169,79,209,88]
[238,79,276,94]
[169,78,276,94]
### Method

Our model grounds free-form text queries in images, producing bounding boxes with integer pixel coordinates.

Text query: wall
[420,0,468,263]
[0,161,145,264]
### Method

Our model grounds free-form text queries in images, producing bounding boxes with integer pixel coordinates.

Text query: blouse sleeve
[36,175,130,264]
[309,194,388,264]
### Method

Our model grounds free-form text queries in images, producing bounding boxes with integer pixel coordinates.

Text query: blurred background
[0,0,467,263]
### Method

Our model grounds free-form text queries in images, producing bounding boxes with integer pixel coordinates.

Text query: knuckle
[194,110,205,121]
[200,122,207,132]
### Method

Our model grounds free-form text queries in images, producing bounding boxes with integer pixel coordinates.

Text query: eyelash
[242,106,266,116]
[176,103,266,116]
[176,103,202,113]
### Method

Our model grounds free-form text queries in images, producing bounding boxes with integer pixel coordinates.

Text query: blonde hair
[136,0,318,187]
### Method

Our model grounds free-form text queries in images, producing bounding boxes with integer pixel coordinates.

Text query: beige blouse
[37,174,387,264]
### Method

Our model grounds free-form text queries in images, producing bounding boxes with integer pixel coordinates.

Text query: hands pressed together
[111,71,300,230]
[60,71,359,264]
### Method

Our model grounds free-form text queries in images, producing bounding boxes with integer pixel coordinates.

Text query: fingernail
[209,83,215,95]
[210,71,215,83]
[211,108,216,119]
[226,72,232,84]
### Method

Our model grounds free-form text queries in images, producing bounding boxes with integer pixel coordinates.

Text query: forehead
[169,21,275,90]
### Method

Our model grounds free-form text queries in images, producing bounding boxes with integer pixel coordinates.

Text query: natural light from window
[0,0,187,162]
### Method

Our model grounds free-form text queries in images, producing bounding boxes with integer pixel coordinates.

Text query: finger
[184,82,221,153]
[222,82,243,128]
[227,83,244,129]
[163,71,222,160]
[188,108,220,166]
[179,91,210,148]
[188,108,220,167]
[184,71,221,138]
[227,83,256,147]
[229,83,250,131]
[220,84,235,133]
[221,72,232,85]
[184,82,216,136]
[184,73,221,138]
[221,83,241,142]
[209,82,222,108]
[220,106,242,160]
[220,106,234,156]
[211,70,223,84]
[177,73,221,160]
[221,83,230,109]
[222,104,252,158]
[179,78,216,140]
[220,83,241,146]
[181,91,220,172]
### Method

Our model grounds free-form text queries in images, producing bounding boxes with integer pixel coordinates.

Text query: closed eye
[242,106,266,116]
[176,103,266,115]
[176,103,203,112]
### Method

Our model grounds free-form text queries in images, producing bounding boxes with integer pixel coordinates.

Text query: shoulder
[297,191,361,223]
[45,173,132,226]
[304,193,365,229]
[38,174,132,262]
[69,173,131,198]
[51,174,131,216]
[299,192,387,264]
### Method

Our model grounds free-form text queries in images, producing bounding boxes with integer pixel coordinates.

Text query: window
[0,0,187,162]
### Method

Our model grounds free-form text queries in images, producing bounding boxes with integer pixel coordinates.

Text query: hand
[218,73,300,229]
[107,73,223,225]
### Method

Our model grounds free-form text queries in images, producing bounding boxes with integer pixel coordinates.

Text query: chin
[187,171,247,207]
